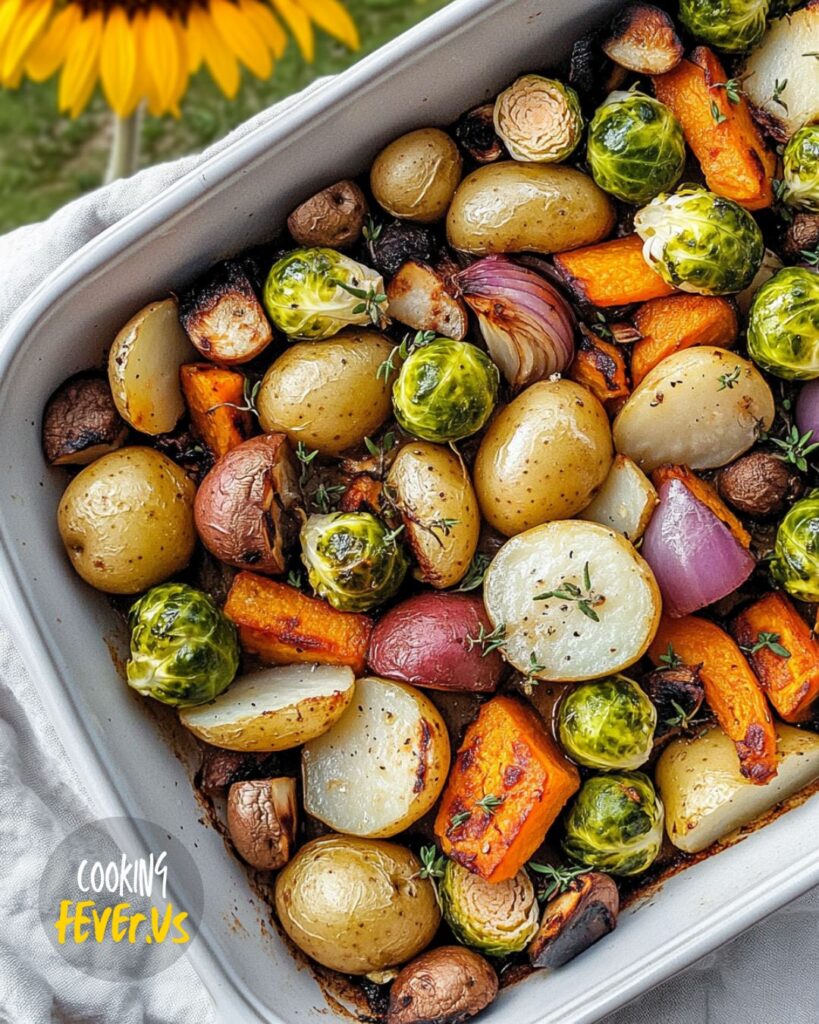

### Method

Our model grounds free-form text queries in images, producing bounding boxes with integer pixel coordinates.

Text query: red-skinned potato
[368,592,504,692]
[194,434,303,575]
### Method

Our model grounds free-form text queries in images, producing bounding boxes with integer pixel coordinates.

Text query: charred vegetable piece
[770,491,819,602]
[387,946,498,1024]
[527,872,619,969]
[717,452,803,519]
[557,675,657,771]
[439,859,539,955]
[568,328,630,413]
[678,0,769,54]
[562,772,663,876]
[782,213,819,263]
[578,455,658,542]
[554,234,675,308]
[127,583,239,707]
[179,259,273,365]
[454,103,505,164]
[227,777,298,870]
[42,372,127,466]
[287,179,368,249]
[434,695,580,883]
[649,615,778,784]
[783,126,819,212]
[747,268,819,381]
[224,572,372,675]
[365,220,438,278]
[180,363,254,459]
[371,128,463,224]
[194,434,302,576]
[644,664,706,734]
[386,260,468,340]
[601,3,683,74]
[494,75,584,164]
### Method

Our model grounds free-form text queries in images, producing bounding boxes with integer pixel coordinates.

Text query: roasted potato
[371,128,463,224]
[578,454,658,542]
[57,447,195,594]
[386,261,468,340]
[287,179,368,249]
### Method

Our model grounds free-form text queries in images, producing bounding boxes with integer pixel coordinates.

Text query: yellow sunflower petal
[144,7,181,114]
[189,6,239,100]
[270,0,313,62]
[2,0,53,83]
[297,0,358,49]
[211,0,270,79]
[240,0,286,60]
[99,9,137,117]
[185,13,203,74]
[25,2,80,81]
[58,8,102,117]
[169,16,189,112]
[0,0,24,67]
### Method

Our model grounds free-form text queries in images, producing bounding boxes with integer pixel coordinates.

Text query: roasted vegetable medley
[44,1,819,1019]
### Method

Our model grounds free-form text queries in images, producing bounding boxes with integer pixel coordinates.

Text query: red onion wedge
[642,479,756,619]
[457,255,576,392]
[795,379,819,442]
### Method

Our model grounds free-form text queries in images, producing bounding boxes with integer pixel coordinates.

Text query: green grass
[0,0,450,232]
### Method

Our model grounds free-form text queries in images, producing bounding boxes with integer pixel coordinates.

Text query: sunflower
[0,0,359,117]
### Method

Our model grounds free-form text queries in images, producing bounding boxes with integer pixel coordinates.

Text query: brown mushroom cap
[287,180,368,250]
[782,212,819,262]
[42,372,128,466]
[388,946,498,1024]
[528,872,619,969]
[227,777,298,870]
[717,451,803,519]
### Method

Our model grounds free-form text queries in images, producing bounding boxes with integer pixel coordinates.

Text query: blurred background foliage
[0,0,450,232]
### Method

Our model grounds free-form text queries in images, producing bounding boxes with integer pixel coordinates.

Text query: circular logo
[38,817,204,981]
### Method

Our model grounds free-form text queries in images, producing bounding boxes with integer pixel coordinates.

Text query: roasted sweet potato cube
[180,363,254,458]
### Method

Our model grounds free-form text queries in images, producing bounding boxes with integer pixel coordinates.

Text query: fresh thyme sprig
[714,78,742,104]
[295,441,319,485]
[718,367,741,391]
[528,863,591,902]
[534,561,603,622]
[376,330,437,382]
[658,643,683,669]
[475,793,504,816]
[770,425,819,473]
[330,276,388,327]
[311,482,346,514]
[453,553,491,593]
[710,100,728,125]
[207,377,261,419]
[772,78,789,112]
[464,622,507,656]
[742,632,791,659]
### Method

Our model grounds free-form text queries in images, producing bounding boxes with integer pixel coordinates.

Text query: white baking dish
[1,0,817,1020]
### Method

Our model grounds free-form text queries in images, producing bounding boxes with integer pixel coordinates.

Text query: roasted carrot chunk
[652,47,775,211]
[652,465,751,549]
[649,616,778,784]
[180,363,253,459]
[731,593,819,724]
[631,294,738,386]
[554,235,675,308]
[434,695,580,882]
[569,329,630,413]
[224,572,372,675]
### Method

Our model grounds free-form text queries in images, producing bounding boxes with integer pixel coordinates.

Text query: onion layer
[796,379,819,441]
[641,479,756,618]
[457,256,576,392]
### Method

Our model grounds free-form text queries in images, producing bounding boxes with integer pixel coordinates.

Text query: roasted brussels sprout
[300,512,409,612]
[770,490,819,602]
[747,268,819,381]
[587,91,685,204]
[262,247,387,340]
[439,860,539,956]
[678,0,770,53]
[493,75,584,164]
[562,772,664,876]
[634,186,764,295]
[127,583,240,707]
[558,675,657,771]
[392,338,499,443]
[783,126,819,212]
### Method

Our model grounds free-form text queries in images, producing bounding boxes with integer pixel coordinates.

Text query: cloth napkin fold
[0,86,816,1024]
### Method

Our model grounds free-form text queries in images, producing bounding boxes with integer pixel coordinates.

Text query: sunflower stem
[105,111,142,184]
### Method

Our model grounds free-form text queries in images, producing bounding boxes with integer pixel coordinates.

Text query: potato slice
[302,676,451,838]
[178,663,355,752]
[108,298,198,435]
[386,260,468,340]
[578,454,658,542]
[484,521,661,682]
[656,724,819,854]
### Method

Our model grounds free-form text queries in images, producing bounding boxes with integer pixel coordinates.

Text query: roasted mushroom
[42,372,128,466]
[527,872,619,969]
[287,179,368,249]
[227,777,298,870]
[601,3,683,75]
[644,664,706,736]
[198,746,266,797]
[782,212,819,262]
[717,452,804,519]
[365,220,439,278]
[454,104,505,164]
[179,258,273,365]
[193,434,303,575]
[387,946,499,1024]
[386,260,468,340]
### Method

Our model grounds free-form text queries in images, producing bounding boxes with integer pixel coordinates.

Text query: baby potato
[474,380,613,537]
[57,447,195,594]
[386,441,479,588]
[275,834,440,975]
[256,329,395,456]
[371,128,463,223]
[613,347,775,472]
[446,162,615,255]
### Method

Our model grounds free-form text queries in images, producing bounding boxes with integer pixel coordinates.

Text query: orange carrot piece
[569,329,630,413]
[731,593,819,724]
[631,294,738,386]
[180,363,253,459]
[224,572,372,675]
[652,464,751,549]
[554,235,675,308]
[652,47,775,211]
[434,695,580,882]
[649,615,778,784]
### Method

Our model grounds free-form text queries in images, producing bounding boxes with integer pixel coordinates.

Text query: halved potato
[578,455,658,542]
[386,261,468,340]
[178,663,355,751]
[108,298,198,435]
[302,676,451,838]
[484,521,661,682]
[656,724,819,854]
